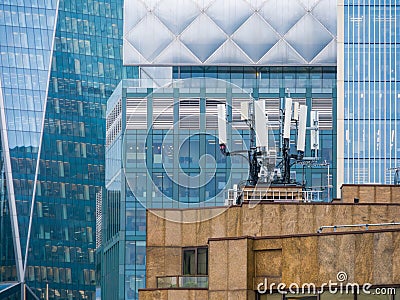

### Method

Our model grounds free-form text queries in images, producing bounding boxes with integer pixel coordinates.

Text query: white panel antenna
[217,104,227,145]
[297,105,308,152]
[241,102,249,120]
[254,100,269,148]
[310,110,319,150]
[293,102,300,121]
[293,102,299,121]
[283,97,292,139]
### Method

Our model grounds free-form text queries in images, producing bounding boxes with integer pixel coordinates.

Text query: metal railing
[225,188,330,205]
[303,190,324,202]
[317,222,400,233]
[157,275,208,289]
[225,189,303,204]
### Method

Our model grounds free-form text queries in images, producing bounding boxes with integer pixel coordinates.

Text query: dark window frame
[182,247,208,276]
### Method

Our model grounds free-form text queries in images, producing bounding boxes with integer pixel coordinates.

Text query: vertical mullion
[395,0,398,172]
[383,0,387,183]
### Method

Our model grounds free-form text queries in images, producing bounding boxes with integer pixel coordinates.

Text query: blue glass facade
[174,67,337,194]
[1,0,136,299]
[343,1,400,184]
[0,0,59,286]
[27,0,136,299]
[103,67,337,299]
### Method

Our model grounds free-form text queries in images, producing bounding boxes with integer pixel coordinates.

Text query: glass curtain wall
[23,0,136,299]
[344,1,400,184]
[104,67,336,299]
[0,0,59,284]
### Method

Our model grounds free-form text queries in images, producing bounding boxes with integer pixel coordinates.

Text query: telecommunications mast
[217,93,323,204]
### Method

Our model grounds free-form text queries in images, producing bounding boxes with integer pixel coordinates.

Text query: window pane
[358,291,393,300]
[320,292,354,300]
[183,250,195,275]
[197,248,208,275]
[259,293,282,300]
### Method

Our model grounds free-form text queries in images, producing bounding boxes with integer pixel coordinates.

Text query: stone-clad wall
[141,229,400,300]
[206,230,400,291]
[145,202,400,288]
[147,204,400,248]
[208,238,256,300]
[139,289,208,300]
[341,185,400,203]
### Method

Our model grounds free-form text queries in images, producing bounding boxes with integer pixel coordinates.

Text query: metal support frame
[0,80,24,281]
[317,222,400,233]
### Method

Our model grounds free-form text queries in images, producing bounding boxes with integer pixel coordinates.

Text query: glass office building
[340,1,400,184]
[1,0,135,299]
[103,71,337,300]
[0,0,59,296]
[100,1,338,299]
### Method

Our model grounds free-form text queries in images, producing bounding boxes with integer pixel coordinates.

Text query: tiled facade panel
[123,0,337,66]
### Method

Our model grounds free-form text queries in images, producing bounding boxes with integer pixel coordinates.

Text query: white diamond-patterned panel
[259,0,306,36]
[298,0,321,10]
[154,0,200,35]
[232,14,280,62]
[285,14,333,62]
[180,14,227,62]
[125,14,175,62]
[206,0,253,35]
[123,0,337,66]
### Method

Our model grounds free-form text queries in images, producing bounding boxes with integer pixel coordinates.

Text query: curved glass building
[0,0,136,299]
